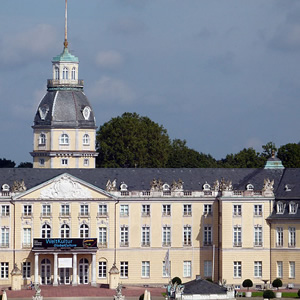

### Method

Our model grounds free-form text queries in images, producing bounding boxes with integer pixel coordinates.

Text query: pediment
[14,173,115,200]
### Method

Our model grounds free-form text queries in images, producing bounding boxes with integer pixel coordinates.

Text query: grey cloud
[108,17,147,35]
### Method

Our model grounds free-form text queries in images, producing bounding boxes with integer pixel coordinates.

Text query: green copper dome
[52,47,79,63]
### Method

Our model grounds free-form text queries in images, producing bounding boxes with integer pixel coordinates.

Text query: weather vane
[64,0,68,48]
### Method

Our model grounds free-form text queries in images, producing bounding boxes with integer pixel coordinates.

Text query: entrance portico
[32,238,97,286]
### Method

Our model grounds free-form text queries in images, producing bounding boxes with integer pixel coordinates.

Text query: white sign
[58,257,72,268]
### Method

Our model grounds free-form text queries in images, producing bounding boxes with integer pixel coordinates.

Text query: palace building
[1,0,300,291]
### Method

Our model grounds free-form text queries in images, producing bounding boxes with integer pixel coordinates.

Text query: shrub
[272,278,283,290]
[139,294,144,300]
[242,279,253,290]
[297,289,300,298]
[263,290,275,299]
[172,277,182,285]
[206,278,213,282]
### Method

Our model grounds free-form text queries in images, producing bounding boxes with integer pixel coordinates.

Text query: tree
[261,142,277,159]
[0,158,15,168]
[242,279,253,291]
[17,162,33,168]
[96,112,171,168]
[219,148,265,168]
[167,139,217,168]
[272,278,282,290]
[277,143,300,168]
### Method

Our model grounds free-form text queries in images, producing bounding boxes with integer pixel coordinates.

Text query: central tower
[31,0,98,168]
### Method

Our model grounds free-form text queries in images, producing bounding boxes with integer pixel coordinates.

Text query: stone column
[34,253,39,284]
[53,253,58,286]
[72,253,77,286]
[91,253,96,286]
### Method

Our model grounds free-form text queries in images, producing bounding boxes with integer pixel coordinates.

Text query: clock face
[82,106,91,120]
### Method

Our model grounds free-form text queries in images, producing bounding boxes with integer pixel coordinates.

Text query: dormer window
[72,67,76,80]
[1,184,10,192]
[289,202,297,214]
[163,183,170,191]
[59,133,69,145]
[203,182,211,191]
[55,67,60,80]
[277,202,285,214]
[120,183,128,192]
[63,67,69,80]
[39,133,46,145]
[246,183,254,191]
[83,134,90,145]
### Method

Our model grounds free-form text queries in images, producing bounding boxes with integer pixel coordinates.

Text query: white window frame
[98,261,107,278]
[22,262,31,279]
[83,134,90,145]
[142,204,150,217]
[1,227,9,247]
[98,227,107,246]
[289,227,296,247]
[233,226,242,247]
[162,204,171,216]
[204,260,212,278]
[23,205,32,216]
[42,204,51,217]
[80,204,89,216]
[142,261,150,278]
[233,261,242,278]
[71,67,76,80]
[162,225,171,246]
[98,204,108,216]
[0,262,9,279]
[39,133,46,145]
[254,204,263,216]
[204,204,212,215]
[254,225,263,247]
[120,226,129,247]
[80,224,89,238]
[277,261,283,278]
[183,204,192,216]
[63,67,69,80]
[1,205,9,217]
[141,226,150,247]
[183,225,192,246]
[183,261,191,278]
[23,228,31,247]
[276,227,283,247]
[289,261,295,279]
[204,226,212,246]
[59,133,69,145]
[120,205,129,217]
[120,261,128,278]
[61,204,70,216]
[41,224,51,238]
[163,260,171,278]
[254,261,262,278]
[60,224,70,238]
[233,205,242,216]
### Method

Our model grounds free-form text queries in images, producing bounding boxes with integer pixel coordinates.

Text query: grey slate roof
[0,168,292,193]
[183,278,227,295]
[33,90,96,129]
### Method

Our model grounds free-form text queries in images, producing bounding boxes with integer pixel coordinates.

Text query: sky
[1,0,300,164]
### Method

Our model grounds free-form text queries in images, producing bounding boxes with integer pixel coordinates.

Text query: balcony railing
[253,242,263,247]
[78,213,90,218]
[0,243,9,248]
[233,242,242,247]
[40,213,52,218]
[97,212,108,218]
[22,213,32,218]
[276,242,283,247]
[204,241,212,246]
[162,242,171,247]
[98,242,107,248]
[120,241,129,247]
[141,242,151,247]
[47,79,84,88]
[288,243,296,248]
[22,243,32,249]
[59,212,70,217]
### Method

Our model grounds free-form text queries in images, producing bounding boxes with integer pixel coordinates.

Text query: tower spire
[64,0,68,48]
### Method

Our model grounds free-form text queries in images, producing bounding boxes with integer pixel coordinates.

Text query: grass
[243,291,299,298]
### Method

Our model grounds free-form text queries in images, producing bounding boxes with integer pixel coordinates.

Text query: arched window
[41,224,51,238]
[83,134,90,145]
[80,224,89,238]
[71,67,76,80]
[39,133,46,145]
[63,67,69,80]
[59,134,69,145]
[55,67,60,80]
[61,224,70,238]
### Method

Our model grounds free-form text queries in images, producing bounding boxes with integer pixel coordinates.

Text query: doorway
[41,258,51,285]
[79,258,89,284]
[59,268,71,284]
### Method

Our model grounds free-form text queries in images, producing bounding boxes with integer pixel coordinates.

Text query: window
[233,205,242,216]
[80,204,89,216]
[71,67,76,80]
[120,261,128,278]
[120,205,129,217]
[204,261,212,278]
[83,159,89,166]
[55,67,59,80]
[61,204,70,216]
[39,158,45,166]
[98,204,108,216]
[1,228,9,247]
[120,226,129,247]
[60,224,70,238]
[142,204,150,216]
[61,159,68,166]
[163,260,171,277]
[183,225,192,246]
[80,224,89,238]
[254,205,262,216]
[289,202,297,214]
[233,226,242,247]
[23,205,32,216]
[183,261,191,277]
[22,262,31,279]
[63,67,69,79]
[98,261,107,278]
[0,262,8,279]
[277,202,284,214]
[183,204,192,216]
[83,134,90,145]
[289,227,296,247]
[204,204,212,215]
[254,261,262,277]
[254,226,263,247]
[162,204,171,216]
[204,226,212,246]
[42,204,51,217]
[59,133,69,145]
[234,261,242,278]
[1,205,9,217]
[41,224,51,238]
[39,133,46,145]
[276,227,283,247]
[289,261,295,278]
[162,226,171,246]
[277,261,283,278]
[23,228,31,247]
[142,261,150,278]
[98,227,107,246]
[142,226,150,247]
